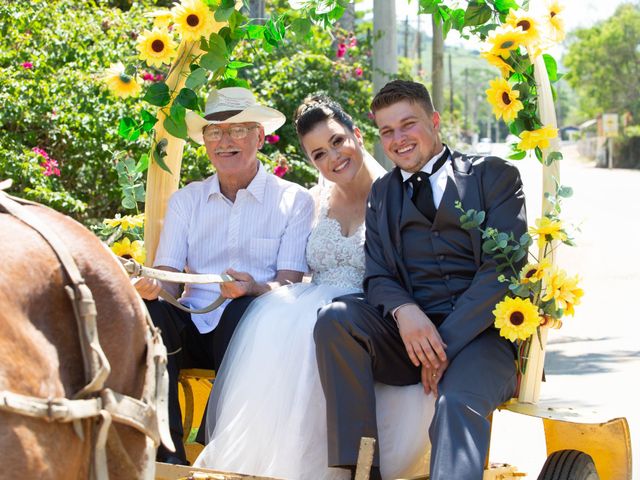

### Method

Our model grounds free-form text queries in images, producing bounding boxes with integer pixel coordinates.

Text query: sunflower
[144,9,174,28]
[104,214,145,231]
[493,296,541,342]
[529,216,567,248]
[517,125,558,151]
[481,51,514,78]
[544,0,566,42]
[172,0,218,41]
[486,78,524,122]
[136,27,177,68]
[102,62,141,98]
[505,10,541,48]
[485,25,526,59]
[519,259,551,284]
[111,237,146,264]
[541,268,583,316]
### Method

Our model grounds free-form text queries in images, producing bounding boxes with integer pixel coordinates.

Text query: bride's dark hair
[294,94,355,139]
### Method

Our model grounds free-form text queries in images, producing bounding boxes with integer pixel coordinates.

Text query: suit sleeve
[439,159,527,360]
[363,181,415,317]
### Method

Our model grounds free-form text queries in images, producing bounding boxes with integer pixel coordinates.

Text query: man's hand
[420,359,449,396]
[132,276,162,300]
[220,269,256,298]
[395,304,447,370]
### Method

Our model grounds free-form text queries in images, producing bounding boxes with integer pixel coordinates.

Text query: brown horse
[0,192,168,479]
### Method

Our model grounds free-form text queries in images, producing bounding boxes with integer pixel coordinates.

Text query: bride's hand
[395,304,447,370]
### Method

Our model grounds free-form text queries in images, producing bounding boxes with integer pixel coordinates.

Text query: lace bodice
[306,185,366,290]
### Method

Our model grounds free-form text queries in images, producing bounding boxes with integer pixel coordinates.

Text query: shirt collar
[207,161,268,203]
[400,145,448,182]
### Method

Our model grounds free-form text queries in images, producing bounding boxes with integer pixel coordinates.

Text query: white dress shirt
[400,145,450,209]
[154,162,314,333]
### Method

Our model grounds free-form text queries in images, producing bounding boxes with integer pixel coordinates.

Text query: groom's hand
[220,269,257,298]
[395,304,447,370]
[421,359,449,396]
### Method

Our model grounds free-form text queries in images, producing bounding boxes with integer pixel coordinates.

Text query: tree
[563,4,640,122]
[431,15,444,111]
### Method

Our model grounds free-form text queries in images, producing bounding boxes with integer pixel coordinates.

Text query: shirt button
[433,231,440,237]
[451,305,456,311]
[438,254,445,261]
[444,274,451,281]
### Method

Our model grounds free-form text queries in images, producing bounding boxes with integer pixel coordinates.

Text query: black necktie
[408,154,448,222]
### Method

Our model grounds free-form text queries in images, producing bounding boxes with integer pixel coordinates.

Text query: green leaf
[164,104,188,140]
[474,210,486,225]
[494,0,519,14]
[214,0,235,21]
[519,232,532,246]
[176,88,199,110]
[200,50,227,72]
[135,153,149,173]
[118,117,140,141]
[122,196,136,210]
[134,184,145,202]
[124,64,137,76]
[208,32,228,55]
[153,138,171,174]
[227,60,252,69]
[543,54,558,82]
[513,248,527,263]
[482,239,498,254]
[290,17,312,38]
[509,149,527,160]
[557,185,573,198]
[418,0,442,14]
[264,17,285,47]
[142,82,170,107]
[246,24,264,40]
[464,3,493,27]
[185,67,208,90]
[546,150,563,165]
[450,8,466,31]
[140,109,157,133]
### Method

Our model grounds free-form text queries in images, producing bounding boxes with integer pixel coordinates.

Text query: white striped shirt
[154,162,314,333]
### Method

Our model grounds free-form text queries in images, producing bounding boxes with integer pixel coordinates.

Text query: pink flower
[265,134,280,144]
[32,147,49,159]
[348,36,357,48]
[21,61,33,69]
[274,165,288,178]
[354,67,363,77]
[336,43,347,58]
[153,73,164,82]
[142,72,154,81]
[41,158,61,177]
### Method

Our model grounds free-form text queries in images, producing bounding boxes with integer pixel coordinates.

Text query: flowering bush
[456,183,583,374]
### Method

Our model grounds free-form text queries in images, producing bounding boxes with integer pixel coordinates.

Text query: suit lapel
[451,151,483,267]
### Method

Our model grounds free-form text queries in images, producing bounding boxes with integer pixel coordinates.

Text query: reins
[0,189,172,480]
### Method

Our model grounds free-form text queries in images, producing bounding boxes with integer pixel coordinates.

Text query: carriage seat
[178,368,216,464]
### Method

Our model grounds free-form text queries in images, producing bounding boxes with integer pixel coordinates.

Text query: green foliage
[564,4,640,122]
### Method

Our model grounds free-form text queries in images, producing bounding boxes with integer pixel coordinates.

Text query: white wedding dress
[194,185,434,480]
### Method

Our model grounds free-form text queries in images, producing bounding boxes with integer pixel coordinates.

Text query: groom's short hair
[371,80,435,116]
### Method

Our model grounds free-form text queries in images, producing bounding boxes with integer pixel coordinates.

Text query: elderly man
[135,87,314,464]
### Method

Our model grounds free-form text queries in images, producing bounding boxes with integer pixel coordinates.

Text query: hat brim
[186,105,286,144]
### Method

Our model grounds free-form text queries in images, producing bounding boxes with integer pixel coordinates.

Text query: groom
[314,80,527,479]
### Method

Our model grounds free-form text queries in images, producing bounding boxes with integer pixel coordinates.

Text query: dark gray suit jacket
[363,150,527,361]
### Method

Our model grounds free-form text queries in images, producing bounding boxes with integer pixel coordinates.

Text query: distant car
[475,137,492,155]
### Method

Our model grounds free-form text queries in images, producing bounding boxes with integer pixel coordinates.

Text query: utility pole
[373,0,397,168]
[431,14,444,111]
[404,15,409,58]
[464,68,469,131]
[416,14,422,74]
[448,52,454,116]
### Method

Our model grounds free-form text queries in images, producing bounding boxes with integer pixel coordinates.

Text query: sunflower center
[187,14,200,27]
[510,311,525,326]
[151,39,165,52]
[502,92,512,105]
[525,268,538,278]
[119,73,132,84]
[550,11,557,18]
[122,254,133,259]
[517,20,531,31]
[500,40,514,50]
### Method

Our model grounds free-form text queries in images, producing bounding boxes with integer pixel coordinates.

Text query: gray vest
[400,175,477,324]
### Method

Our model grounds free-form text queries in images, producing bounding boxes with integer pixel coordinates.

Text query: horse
[0,190,170,479]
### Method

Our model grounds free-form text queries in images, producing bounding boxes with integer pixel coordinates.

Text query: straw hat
[185,87,286,144]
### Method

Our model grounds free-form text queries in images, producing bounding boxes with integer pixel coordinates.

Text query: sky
[358,0,637,54]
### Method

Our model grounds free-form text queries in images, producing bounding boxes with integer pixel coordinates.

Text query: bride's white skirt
[193,283,434,480]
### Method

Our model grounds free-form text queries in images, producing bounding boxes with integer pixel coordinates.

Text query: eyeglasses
[203,124,259,142]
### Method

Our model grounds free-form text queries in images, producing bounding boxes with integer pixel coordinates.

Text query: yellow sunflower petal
[136,27,177,68]
[485,78,524,122]
[172,0,221,42]
[102,62,141,98]
[485,24,527,59]
[493,296,541,341]
[517,125,558,151]
[505,9,542,48]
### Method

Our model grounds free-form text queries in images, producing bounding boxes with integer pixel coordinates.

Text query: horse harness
[0,189,173,480]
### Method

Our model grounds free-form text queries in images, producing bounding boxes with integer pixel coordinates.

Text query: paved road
[487,142,640,478]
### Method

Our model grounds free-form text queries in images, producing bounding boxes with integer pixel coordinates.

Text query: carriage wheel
[537,449,599,480]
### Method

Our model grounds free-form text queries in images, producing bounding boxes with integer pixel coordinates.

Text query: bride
[193,95,434,480]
